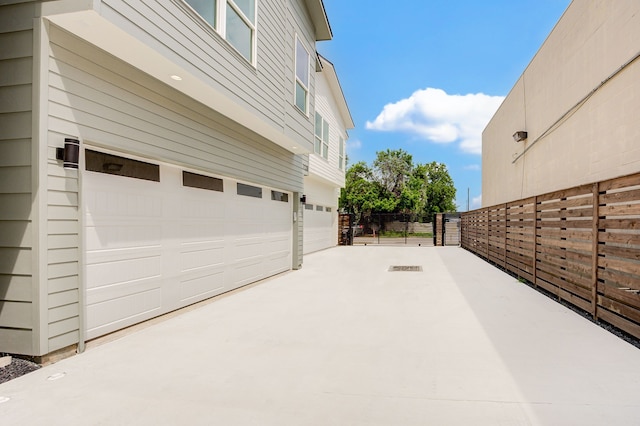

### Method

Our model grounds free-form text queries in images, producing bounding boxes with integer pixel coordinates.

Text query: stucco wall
[482,0,640,206]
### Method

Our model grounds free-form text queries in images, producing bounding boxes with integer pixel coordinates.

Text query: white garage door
[83,149,292,339]
[303,203,334,254]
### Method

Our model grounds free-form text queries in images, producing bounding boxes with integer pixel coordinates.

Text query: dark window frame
[237,182,262,198]
[85,149,160,182]
[271,190,289,202]
[183,171,224,192]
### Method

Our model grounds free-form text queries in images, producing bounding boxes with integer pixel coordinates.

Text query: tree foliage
[339,150,457,218]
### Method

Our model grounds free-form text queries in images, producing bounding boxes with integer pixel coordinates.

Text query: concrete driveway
[1,246,639,425]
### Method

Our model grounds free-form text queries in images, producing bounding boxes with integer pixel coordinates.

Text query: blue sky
[316,0,571,210]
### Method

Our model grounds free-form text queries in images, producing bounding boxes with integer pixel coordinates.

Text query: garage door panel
[267,221,291,233]
[233,222,266,238]
[179,269,226,304]
[86,287,162,339]
[267,235,290,253]
[85,184,162,218]
[180,223,226,243]
[86,275,161,305]
[303,208,335,254]
[86,246,162,265]
[233,238,267,260]
[180,244,225,272]
[180,201,224,219]
[233,257,265,287]
[85,223,161,251]
[84,156,292,339]
[86,255,162,289]
[266,252,290,276]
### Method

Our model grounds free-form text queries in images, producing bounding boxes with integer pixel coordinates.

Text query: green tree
[339,162,380,217]
[339,153,457,218]
[372,149,413,198]
[421,161,457,216]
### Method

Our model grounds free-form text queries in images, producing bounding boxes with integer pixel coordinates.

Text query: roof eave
[318,54,355,130]
[306,0,332,41]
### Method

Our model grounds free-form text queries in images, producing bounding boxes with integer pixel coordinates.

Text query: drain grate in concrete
[388,265,423,272]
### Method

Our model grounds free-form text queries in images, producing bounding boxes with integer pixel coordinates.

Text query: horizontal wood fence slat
[461,172,640,340]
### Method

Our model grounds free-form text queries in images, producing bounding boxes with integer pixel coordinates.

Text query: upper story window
[339,136,345,170]
[314,112,329,159]
[295,36,310,114]
[184,0,256,63]
[186,0,217,27]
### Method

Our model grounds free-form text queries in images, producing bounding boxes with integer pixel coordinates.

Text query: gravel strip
[0,356,41,384]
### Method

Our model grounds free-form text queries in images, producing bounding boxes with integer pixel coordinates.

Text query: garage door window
[237,183,262,198]
[304,204,313,210]
[183,171,223,192]
[271,191,289,202]
[85,149,159,182]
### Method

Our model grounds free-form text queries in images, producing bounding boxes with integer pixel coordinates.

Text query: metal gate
[342,213,433,246]
[433,213,461,246]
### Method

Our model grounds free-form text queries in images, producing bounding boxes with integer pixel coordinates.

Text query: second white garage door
[303,203,335,254]
[83,149,292,339]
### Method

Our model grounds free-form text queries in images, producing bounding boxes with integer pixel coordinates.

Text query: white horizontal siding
[308,71,347,188]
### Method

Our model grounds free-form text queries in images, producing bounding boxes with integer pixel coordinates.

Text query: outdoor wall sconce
[300,195,306,203]
[56,138,80,169]
[512,131,528,142]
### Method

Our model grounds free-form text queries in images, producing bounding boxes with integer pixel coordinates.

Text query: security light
[56,138,80,169]
[513,131,528,142]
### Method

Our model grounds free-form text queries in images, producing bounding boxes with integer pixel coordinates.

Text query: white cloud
[464,164,481,171]
[365,88,504,155]
[347,138,362,151]
[471,194,482,209]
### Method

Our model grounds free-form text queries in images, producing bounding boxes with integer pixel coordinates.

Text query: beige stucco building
[482,0,640,207]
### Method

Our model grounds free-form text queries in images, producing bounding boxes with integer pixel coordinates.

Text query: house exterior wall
[0,1,37,355]
[308,68,348,188]
[0,0,329,357]
[482,0,640,207]
[302,55,353,254]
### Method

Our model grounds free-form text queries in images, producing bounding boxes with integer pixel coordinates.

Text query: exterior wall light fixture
[300,195,306,203]
[513,131,528,142]
[56,138,80,169]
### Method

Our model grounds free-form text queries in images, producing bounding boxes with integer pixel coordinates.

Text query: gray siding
[97,0,297,143]
[49,26,305,192]
[284,0,317,147]
[44,26,307,348]
[1,0,319,356]
[0,1,36,355]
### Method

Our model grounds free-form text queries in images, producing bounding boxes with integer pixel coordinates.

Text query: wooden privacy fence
[461,172,640,339]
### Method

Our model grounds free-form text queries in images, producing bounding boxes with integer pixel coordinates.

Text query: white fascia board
[305,168,343,189]
[305,0,332,41]
[44,10,306,155]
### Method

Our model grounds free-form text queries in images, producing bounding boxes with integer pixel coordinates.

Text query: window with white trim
[295,36,310,114]
[184,0,256,63]
[339,136,344,170]
[314,112,322,154]
[314,112,329,159]
[185,0,217,27]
